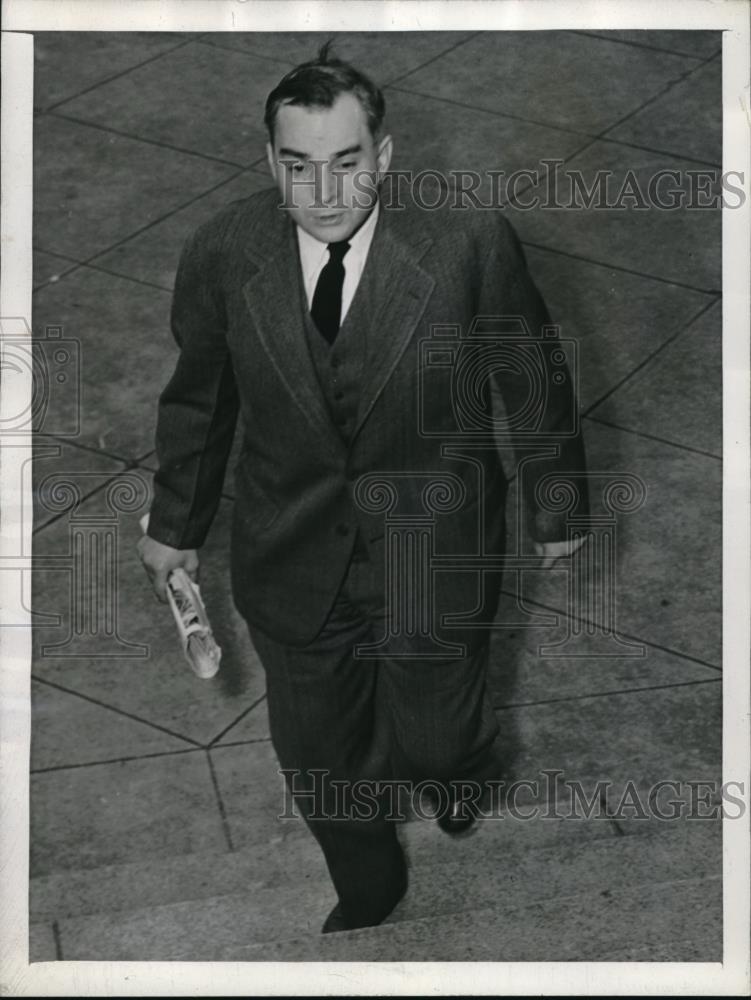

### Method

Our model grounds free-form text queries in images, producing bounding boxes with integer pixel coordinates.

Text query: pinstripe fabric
[149,186,588,647]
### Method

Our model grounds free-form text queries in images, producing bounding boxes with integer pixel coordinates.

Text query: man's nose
[317,167,342,207]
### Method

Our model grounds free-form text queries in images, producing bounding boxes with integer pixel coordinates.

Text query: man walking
[138,45,587,933]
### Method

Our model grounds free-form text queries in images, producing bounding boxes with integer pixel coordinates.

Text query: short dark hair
[264,41,386,143]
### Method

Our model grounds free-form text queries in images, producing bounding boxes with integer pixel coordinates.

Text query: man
[138,45,587,934]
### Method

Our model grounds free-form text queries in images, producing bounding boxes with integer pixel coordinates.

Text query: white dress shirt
[296,202,380,325]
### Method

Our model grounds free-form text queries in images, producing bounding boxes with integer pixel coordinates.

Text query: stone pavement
[29,29,723,962]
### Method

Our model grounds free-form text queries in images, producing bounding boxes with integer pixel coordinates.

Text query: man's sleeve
[479,214,589,542]
[146,226,240,550]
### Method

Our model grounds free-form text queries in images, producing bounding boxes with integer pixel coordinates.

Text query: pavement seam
[598,49,720,141]
[495,590,722,672]
[207,693,268,747]
[581,294,721,418]
[389,52,718,169]
[33,433,132,468]
[206,749,235,852]
[568,29,720,61]
[381,31,484,88]
[39,34,197,115]
[31,745,204,775]
[583,413,722,462]
[33,166,252,295]
[519,240,719,298]
[30,675,204,748]
[518,239,720,295]
[195,35,294,68]
[45,109,248,168]
[386,82,598,140]
[492,675,722,712]
[32,470,139,535]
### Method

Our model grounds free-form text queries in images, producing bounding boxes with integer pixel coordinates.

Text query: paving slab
[589,299,721,457]
[579,30,722,60]
[486,602,719,708]
[514,141,721,291]
[383,87,587,203]
[33,487,265,746]
[31,679,192,771]
[34,114,236,260]
[609,56,721,165]
[396,32,697,135]
[205,31,478,87]
[31,266,174,459]
[492,679,721,819]
[33,249,79,290]
[57,41,292,166]
[33,439,127,531]
[33,31,191,111]
[208,741,302,850]
[214,696,271,745]
[92,171,270,290]
[507,419,721,665]
[31,751,226,877]
[522,245,715,413]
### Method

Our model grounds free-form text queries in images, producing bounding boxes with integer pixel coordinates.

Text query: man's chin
[302,215,357,243]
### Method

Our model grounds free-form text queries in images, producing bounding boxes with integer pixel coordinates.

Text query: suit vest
[300,244,377,449]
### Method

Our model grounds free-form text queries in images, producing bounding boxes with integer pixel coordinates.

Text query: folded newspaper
[140,514,222,679]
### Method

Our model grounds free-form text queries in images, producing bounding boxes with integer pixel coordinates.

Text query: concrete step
[49,819,720,961]
[218,875,722,963]
[30,802,615,922]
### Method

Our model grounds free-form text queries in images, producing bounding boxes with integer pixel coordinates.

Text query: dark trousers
[248,539,501,926]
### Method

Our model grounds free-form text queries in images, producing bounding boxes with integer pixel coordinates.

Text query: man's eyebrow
[333,144,362,159]
[279,147,310,160]
[277,144,363,161]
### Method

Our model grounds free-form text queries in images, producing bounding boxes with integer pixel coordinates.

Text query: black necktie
[311,241,350,344]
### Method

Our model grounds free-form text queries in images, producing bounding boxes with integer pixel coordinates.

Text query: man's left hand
[534,536,587,569]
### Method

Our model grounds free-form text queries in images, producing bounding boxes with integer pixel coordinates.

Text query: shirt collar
[296,201,380,271]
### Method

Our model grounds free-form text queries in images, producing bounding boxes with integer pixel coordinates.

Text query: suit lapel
[240,195,435,451]
[352,209,435,439]
[242,207,343,457]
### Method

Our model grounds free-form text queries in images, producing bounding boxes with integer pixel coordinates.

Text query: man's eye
[339,160,356,169]
[290,163,306,174]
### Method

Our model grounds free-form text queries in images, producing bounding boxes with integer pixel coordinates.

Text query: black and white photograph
[0,0,749,994]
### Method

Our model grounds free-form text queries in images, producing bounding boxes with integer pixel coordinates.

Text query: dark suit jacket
[148,187,587,647]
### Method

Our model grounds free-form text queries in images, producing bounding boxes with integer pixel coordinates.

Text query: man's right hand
[137,535,199,603]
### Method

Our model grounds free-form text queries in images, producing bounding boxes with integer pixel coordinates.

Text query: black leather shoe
[322,903,349,934]
[427,783,481,835]
[436,795,478,835]
[321,869,408,934]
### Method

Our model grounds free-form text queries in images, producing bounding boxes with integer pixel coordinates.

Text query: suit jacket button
[336,523,350,537]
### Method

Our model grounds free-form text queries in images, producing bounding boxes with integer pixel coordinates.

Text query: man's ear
[266,141,278,183]
[376,133,393,177]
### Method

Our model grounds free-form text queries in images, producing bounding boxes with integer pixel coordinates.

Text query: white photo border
[1,1,748,995]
